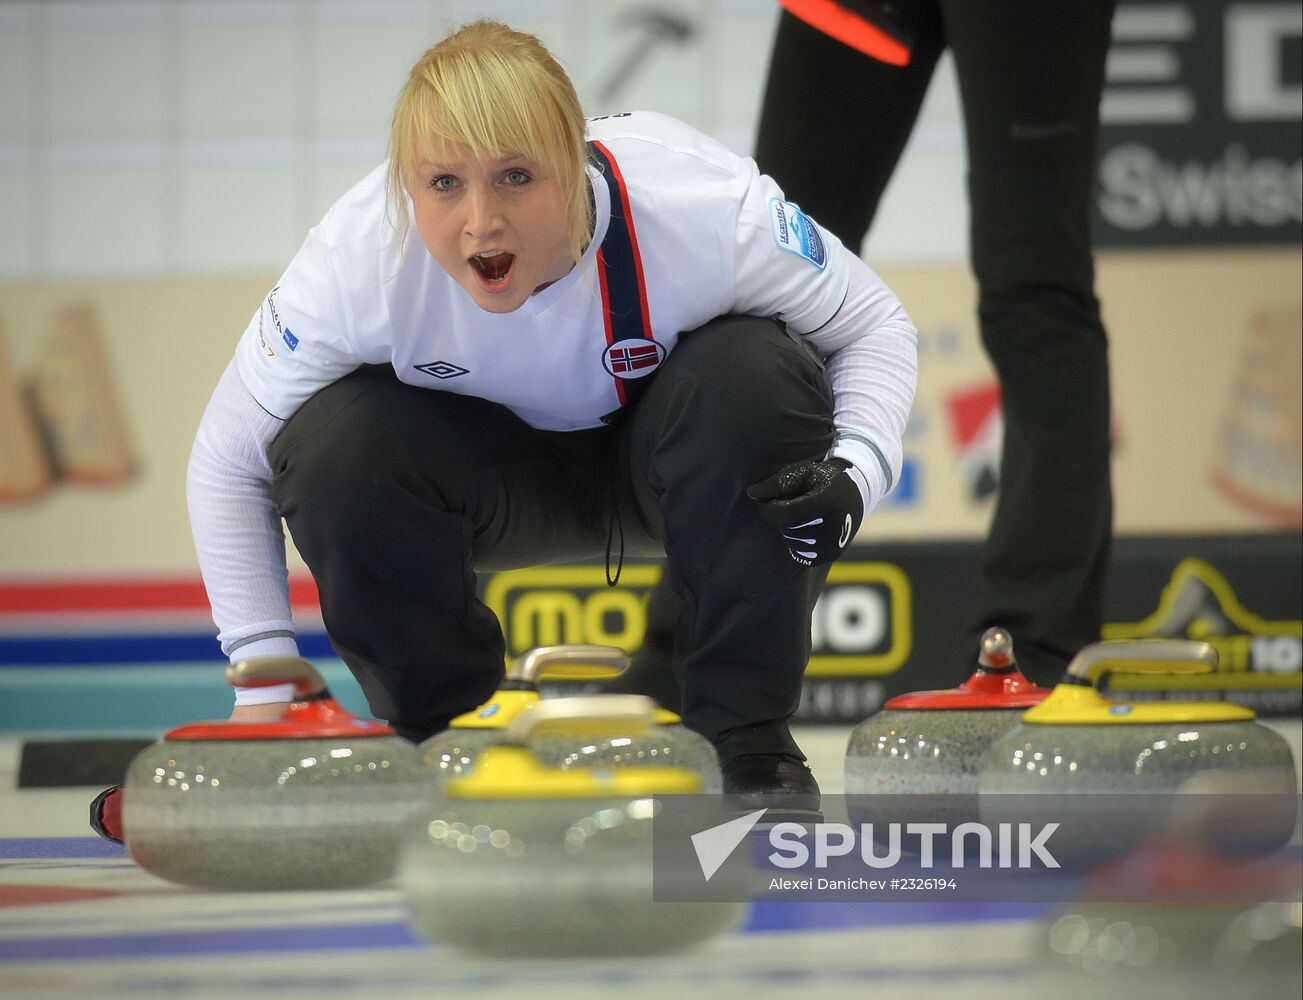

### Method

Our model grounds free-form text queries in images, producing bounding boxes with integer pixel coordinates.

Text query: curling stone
[844,627,1051,826]
[1040,896,1301,1000]
[402,695,748,956]
[979,640,1298,868]
[1040,858,1302,1000]
[420,644,721,792]
[123,657,434,890]
[1037,781,1302,1000]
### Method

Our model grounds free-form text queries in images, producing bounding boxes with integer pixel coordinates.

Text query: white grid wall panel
[45,160,169,275]
[709,1,783,154]
[178,138,301,274]
[0,5,36,143]
[0,0,971,280]
[181,2,300,134]
[47,1,170,142]
[579,0,710,126]
[862,56,967,260]
[312,6,439,133]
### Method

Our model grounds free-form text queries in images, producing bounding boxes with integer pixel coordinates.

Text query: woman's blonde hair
[388,20,591,266]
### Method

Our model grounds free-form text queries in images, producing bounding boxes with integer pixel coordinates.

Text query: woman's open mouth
[469,250,516,288]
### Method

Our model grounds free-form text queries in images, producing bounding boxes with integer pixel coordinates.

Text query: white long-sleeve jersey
[187,112,917,701]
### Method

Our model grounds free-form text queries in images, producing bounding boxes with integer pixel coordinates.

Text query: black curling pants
[750,1,1116,682]
[267,316,835,745]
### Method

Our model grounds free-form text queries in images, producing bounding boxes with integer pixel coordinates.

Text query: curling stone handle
[502,694,657,744]
[1064,640,1217,687]
[226,657,330,699]
[506,645,630,683]
[977,626,1015,670]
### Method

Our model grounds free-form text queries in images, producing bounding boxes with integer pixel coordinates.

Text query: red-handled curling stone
[843,627,1052,827]
[121,657,434,890]
[1035,773,1302,998]
[163,657,395,740]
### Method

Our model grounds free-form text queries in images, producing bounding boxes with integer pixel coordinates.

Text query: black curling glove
[747,457,864,567]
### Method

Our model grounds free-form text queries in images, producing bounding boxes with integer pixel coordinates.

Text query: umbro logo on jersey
[603,338,665,379]
[414,361,469,380]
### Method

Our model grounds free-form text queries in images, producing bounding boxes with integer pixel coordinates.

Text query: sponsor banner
[3,535,1296,721]
[483,560,911,679]
[480,532,1301,721]
[651,793,1302,903]
[1100,539,1303,713]
[817,534,1301,719]
[1093,0,1302,247]
[0,576,329,665]
[941,380,1002,502]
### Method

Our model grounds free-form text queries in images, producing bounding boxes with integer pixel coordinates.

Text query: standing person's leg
[267,365,611,742]
[754,7,947,249]
[941,0,1116,682]
[619,317,838,806]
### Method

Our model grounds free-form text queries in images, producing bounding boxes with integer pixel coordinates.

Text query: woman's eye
[429,175,456,191]
[504,169,530,185]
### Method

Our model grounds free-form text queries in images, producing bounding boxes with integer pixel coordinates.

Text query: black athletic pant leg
[621,317,837,745]
[267,365,611,741]
[754,9,947,251]
[942,0,1115,679]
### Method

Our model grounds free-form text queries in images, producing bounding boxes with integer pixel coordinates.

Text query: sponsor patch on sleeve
[768,198,827,270]
[262,286,299,353]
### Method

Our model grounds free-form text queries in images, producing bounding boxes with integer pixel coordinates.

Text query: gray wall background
[0,0,971,280]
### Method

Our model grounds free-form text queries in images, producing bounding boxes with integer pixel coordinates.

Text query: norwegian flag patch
[602,338,666,379]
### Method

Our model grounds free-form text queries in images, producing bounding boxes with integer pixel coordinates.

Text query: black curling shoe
[720,752,823,824]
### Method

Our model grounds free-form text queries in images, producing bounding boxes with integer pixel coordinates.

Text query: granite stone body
[844,708,1027,827]
[842,627,1048,828]
[124,735,434,890]
[981,719,1297,794]
[401,795,745,955]
[978,721,1298,867]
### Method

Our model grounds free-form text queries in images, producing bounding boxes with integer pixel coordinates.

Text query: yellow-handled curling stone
[122,657,433,890]
[401,695,748,956]
[843,627,1051,827]
[419,644,720,792]
[978,640,1298,867]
